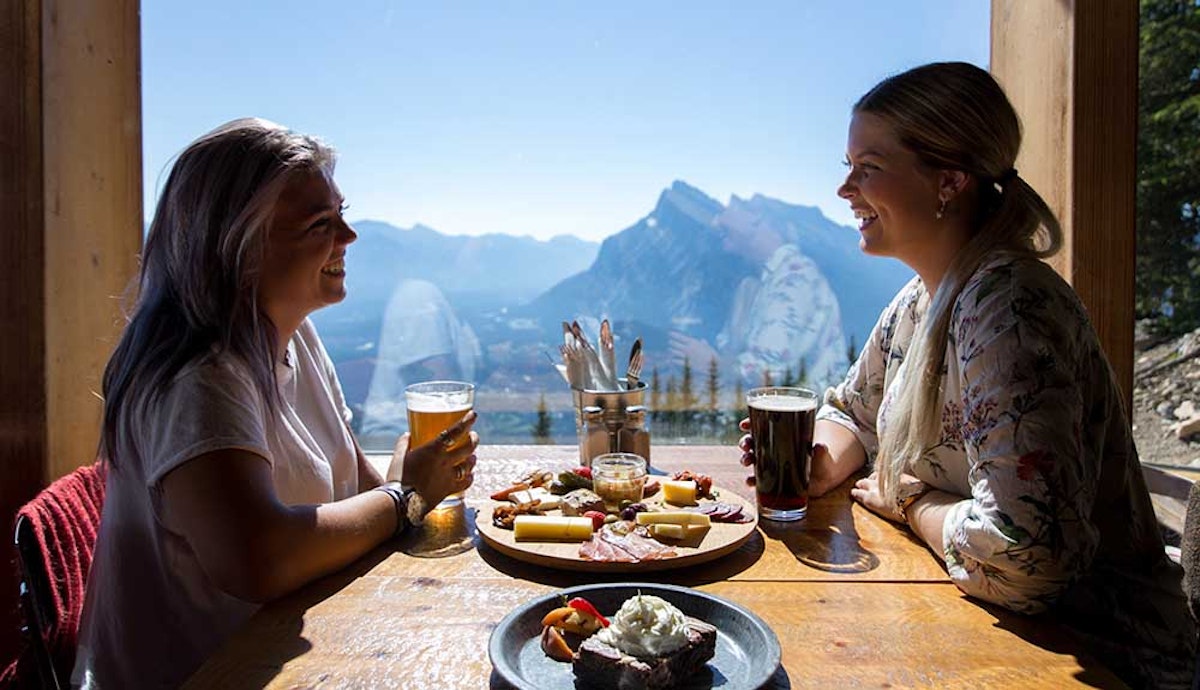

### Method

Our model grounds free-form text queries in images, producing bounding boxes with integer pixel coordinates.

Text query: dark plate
[488,582,781,690]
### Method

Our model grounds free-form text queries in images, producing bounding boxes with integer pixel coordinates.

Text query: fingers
[452,454,478,487]
[392,432,411,463]
[744,474,756,488]
[739,417,750,431]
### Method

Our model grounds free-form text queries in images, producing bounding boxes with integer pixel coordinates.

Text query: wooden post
[43,0,143,479]
[0,0,140,662]
[991,0,1139,410]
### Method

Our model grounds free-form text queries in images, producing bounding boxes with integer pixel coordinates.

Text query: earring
[935,198,948,220]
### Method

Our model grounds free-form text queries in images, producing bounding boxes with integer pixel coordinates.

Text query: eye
[339,202,350,215]
[841,157,851,168]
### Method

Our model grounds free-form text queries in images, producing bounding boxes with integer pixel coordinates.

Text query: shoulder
[951,254,1093,357]
[884,274,926,323]
[955,254,1085,322]
[169,351,263,406]
[293,318,338,373]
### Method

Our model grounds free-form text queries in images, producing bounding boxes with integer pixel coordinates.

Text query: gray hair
[857,63,1063,503]
[101,118,336,466]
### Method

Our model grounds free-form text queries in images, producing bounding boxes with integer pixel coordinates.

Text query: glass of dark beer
[746,386,817,521]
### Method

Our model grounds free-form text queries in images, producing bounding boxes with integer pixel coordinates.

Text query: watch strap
[896,480,933,524]
[375,481,410,537]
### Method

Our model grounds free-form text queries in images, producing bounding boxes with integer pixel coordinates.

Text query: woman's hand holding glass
[387,410,479,509]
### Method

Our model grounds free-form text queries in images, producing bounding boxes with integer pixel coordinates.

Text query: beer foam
[406,393,472,412]
[748,394,818,412]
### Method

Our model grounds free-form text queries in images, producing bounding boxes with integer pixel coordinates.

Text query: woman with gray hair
[73,118,477,689]
[740,62,1193,687]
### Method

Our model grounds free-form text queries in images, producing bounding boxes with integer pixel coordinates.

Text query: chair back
[15,513,62,689]
[1179,477,1200,689]
[7,462,106,689]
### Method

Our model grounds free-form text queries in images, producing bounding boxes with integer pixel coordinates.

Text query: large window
[143,2,990,448]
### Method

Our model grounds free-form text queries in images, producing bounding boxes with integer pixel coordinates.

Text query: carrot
[489,482,530,501]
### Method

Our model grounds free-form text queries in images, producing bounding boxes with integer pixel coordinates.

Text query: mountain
[723,194,914,350]
[310,220,599,403]
[342,220,599,307]
[520,181,912,361]
[524,181,756,345]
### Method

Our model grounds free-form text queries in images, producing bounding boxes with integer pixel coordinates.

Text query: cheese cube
[662,480,698,506]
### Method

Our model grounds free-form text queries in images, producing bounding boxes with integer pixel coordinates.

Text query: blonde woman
[74,119,478,689]
[740,62,1193,687]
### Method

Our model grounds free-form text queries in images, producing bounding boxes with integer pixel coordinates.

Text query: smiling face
[836,112,948,266]
[258,169,356,335]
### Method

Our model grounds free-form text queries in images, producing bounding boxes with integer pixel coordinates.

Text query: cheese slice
[649,523,710,540]
[662,480,698,506]
[513,515,594,541]
[635,511,711,527]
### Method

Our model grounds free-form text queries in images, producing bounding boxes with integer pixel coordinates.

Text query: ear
[937,169,971,202]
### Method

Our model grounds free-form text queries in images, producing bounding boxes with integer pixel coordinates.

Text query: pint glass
[405,380,475,508]
[746,387,817,521]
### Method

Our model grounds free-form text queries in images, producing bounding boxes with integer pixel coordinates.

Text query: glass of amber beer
[405,380,475,508]
[746,386,817,521]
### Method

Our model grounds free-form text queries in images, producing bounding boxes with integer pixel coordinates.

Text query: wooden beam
[42,0,142,479]
[0,0,47,662]
[991,0,1139,410]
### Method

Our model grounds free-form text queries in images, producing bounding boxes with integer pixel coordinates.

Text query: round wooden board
[474,485,759,572]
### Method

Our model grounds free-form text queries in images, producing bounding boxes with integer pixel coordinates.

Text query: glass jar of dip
[592,453,648,512]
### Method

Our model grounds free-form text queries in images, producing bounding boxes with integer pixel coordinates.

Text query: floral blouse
[819,254,1194,687]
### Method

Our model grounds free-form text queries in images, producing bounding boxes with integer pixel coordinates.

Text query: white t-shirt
[73,319,357,689]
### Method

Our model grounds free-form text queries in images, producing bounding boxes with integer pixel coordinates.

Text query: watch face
[406,490,428,526]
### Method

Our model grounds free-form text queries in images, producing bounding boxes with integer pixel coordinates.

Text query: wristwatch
[377,482,428,536]
[403,486,428,527]
[895,480,933,524]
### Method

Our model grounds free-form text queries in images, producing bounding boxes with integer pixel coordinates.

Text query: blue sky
[142,2,990,241]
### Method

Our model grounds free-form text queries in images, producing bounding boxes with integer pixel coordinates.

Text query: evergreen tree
[665,376,680,439]
[846,334,858,366]
[728,379,746,443]
[532,393,553,444]
[706,356,720,412]
[782,366,796,386]
[680,357,698,411]
[797,356,808,385]
[1138,0,1200,334]
[650,367,662,423]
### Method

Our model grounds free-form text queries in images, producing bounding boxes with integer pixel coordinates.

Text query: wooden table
[184,446,1125,689]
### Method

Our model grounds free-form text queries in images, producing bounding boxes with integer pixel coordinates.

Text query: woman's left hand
[850,471,922,523]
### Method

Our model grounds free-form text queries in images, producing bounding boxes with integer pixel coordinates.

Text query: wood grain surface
[183,446,1126,689]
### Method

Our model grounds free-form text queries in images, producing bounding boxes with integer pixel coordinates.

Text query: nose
[837,171,857,200]
[337,217,357,245]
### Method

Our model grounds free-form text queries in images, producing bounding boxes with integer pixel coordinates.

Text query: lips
[320,257,345,276]
[852,207,878,231]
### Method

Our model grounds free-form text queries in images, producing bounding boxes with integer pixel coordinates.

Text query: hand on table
[849,471,924,523]
[386,410,479,508]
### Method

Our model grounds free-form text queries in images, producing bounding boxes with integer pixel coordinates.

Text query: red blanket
[2,462,106,688]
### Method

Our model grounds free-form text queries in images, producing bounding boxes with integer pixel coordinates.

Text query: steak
[573,618,717,689]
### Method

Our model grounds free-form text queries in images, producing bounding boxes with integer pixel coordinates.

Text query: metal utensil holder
[573,380,650,468]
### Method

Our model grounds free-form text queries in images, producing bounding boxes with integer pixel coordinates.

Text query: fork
[624,338,643,390]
